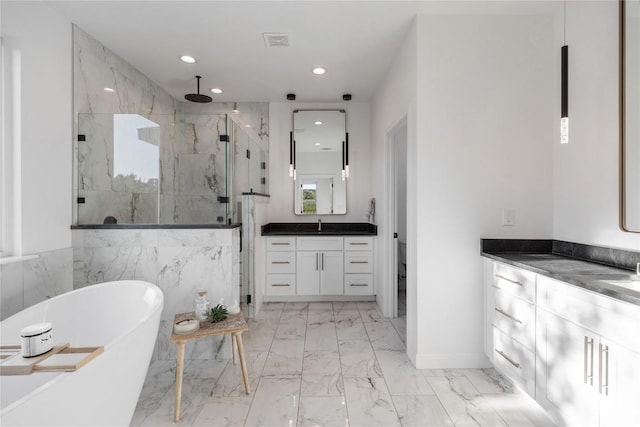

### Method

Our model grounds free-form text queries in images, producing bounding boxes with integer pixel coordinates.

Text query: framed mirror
[292,110,347,215]
[620,0,640,232]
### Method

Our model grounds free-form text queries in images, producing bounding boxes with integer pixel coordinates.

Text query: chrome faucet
[318,219,322,232]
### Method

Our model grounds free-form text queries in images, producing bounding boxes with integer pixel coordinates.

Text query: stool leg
[174,342,186,422]
[234,332,251,394]
[232,334,237,365]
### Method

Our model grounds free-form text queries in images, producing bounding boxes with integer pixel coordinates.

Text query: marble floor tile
[375,349,434,395]
[338,339,382,378]
[133,302,555,427]
[210,351,267,397]
[192,396,253,427]
[392,394,454,427]
[428,376,507,426]
[343,377,401,427]
[298,396,349,427]
[262,339,305,377]
[364,320,406,350]
[244,377,300,427]
[305,320,338,351]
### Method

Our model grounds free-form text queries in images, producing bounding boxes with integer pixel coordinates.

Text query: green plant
[206,304,228,323]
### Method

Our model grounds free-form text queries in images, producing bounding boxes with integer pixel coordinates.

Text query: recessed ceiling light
[315,142,321,146]
[312,67,326,75]
[245,124,252,128]
[180,55,196,64]
[103,87,115,93]
[314,121,323,125]
[211,88,223,94]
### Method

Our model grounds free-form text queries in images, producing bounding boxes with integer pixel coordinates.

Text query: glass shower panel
[249,138,267,194]
[77,113,168,224]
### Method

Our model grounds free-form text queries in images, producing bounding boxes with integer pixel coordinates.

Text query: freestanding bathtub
[0,280,164,426]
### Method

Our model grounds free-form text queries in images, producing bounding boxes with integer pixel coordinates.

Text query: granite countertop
[481,239,640,306]
[261,222,377,236]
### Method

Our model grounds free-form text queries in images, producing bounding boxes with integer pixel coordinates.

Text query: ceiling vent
[263,33,290,48]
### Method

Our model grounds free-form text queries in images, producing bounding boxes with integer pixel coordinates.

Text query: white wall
[269,102,372,222]
[2,1,72,254]
[371,21,418,362]
[554,0,640,250]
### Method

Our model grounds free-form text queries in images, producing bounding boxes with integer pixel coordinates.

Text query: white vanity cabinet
[344,237,374,295]
[536,275,640,427]
[265,237,296,296]
[296,237,344,295]
[265,235,375,300]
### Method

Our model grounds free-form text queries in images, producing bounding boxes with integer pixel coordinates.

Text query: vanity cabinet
[265,235,374,299]
[536,275,640,427]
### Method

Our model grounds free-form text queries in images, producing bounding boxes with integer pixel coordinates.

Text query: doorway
[384,116,407,319]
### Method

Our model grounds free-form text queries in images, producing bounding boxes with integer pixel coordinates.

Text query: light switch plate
[503,209,515,226]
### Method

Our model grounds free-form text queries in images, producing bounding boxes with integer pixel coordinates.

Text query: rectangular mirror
[293,110,347,215]
[621,0,640,232]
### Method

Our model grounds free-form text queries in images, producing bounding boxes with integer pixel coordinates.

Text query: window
[301,183,317,214]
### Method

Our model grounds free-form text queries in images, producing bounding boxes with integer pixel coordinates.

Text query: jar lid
[20,322,53,337]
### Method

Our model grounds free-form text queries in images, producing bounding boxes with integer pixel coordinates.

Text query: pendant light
[560,0,569,144]
[287,94,296,179]
[342,94,351,180]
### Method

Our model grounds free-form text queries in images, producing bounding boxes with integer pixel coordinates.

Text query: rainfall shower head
[184,75,212,103]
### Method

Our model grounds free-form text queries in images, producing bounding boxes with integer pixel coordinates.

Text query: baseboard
[413,352,491,369]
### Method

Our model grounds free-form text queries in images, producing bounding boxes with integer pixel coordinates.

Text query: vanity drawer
[266,252,296,274]
[297,236,343,251]
[344,237,373,251]
[267,237,296,251]
[344,252,373,273]
[344,274,373,295]
[266,274,296,296]
[493,327,535,397]
[493,262,536,303]
[493,289,535,351]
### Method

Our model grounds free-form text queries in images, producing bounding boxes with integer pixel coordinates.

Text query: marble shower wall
[74,26,270,225]
[72,227,240,360]
[0,248,74,321]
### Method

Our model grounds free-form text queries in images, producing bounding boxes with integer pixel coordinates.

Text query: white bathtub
[0,280,164,426]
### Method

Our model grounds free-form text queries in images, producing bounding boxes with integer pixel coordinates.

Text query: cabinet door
[296,252,320,295]
[536,310,599,427]
[320,251,344,295]
[599,338,640,427]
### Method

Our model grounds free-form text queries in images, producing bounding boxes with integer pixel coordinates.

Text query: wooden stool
[170,311,250,422]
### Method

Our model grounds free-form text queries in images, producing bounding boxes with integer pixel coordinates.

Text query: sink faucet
[318,219,322,232]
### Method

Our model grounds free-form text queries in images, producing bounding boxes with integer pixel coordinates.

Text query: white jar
[21,322,53,357]
[194,291,210,322]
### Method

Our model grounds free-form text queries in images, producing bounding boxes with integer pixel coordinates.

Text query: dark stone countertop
[261,222,377,236]
[481,239,640,306]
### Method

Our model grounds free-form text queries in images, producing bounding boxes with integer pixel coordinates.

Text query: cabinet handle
[495,349,520,368]
[350,283,369,287]
[271,261,290,264]
[271,284,290,287]
[316,253,319,271]
[349,242,368,245]
[495,308,523,324]
[350,261,369,264]
[495,274,523,287]
[584,336,594,386]
[272,242,290,246]
[321,253,324,270]
[599,344,609,396]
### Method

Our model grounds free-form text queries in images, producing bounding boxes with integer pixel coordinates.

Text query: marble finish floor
[132,301,554,426]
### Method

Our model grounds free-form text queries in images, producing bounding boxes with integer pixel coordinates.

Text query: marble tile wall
[0,248,74,321]
[73,228,240,360]
[73,26,270,226]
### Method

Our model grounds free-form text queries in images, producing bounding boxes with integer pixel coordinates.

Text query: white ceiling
[45,0,557,104]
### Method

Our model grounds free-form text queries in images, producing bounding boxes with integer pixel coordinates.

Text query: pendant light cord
[563,0,567,45]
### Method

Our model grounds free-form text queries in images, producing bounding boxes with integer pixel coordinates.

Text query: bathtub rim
[0,280,164,416]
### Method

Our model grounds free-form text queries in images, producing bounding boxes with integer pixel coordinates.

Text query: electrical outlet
[503,209,515,226]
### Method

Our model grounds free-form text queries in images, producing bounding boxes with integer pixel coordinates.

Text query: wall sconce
[289,131,295,178]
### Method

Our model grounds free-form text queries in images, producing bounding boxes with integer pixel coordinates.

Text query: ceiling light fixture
[312,67,326,75]
[232,102,239,113]
[245,124,251,128]
[560,0,569,144]
[314,121,323,125]
[211,88,223,94]
[315,142,321,146]
[180,55,197,64]
[103,87,115,93]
